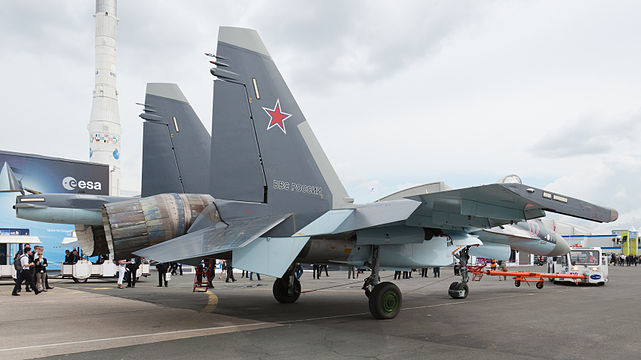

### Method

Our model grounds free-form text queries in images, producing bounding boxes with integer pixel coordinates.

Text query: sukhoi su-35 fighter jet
[14,27,617,319]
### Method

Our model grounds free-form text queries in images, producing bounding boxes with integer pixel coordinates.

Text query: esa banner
[0,150,109,195]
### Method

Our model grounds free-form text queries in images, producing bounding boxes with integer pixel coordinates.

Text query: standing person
[498,260,508,281]
[250,272,261,281]
[295,263,304,279]
[196,261,204,285]
[11,249,25,296]
[225,260,236,282]
[217,259,224,280]
[206,259,215,288]
[127,258,140,288]
[156,262,168,287]
[13,248,40,296]
[322,264,329,277]
[547,256,554,273]
[70,249,79,264]
[348,266,355,279]
[25,245,36,292]
[34,250,47,292]
[312,264,319,279]
[394,270,401,280]
[433,266,440,278]
[116,259,129,289]
[41,247,53,290]
[421,268,428,278]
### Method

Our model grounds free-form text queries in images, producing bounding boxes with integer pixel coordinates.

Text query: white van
[553,247,608,285]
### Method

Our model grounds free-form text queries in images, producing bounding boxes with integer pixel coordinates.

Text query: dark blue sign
[590,274,602,280]
[0,228,29,235]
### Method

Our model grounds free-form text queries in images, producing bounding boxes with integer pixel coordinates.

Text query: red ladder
[192,258,214,292]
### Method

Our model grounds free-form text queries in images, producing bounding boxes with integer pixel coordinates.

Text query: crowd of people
[393,267,441,280]
[12,244,54,296]
[609,253,641,266]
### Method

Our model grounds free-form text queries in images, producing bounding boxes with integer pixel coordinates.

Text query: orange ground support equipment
[193,258,214,292]
[468,267,587,290]
[467,265,487,281]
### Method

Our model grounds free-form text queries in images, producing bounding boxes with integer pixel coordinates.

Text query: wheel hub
[382,290,399,313]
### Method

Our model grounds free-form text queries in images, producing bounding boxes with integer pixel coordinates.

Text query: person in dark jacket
[156,262,168,287]
[206,259,215,288]
[126,258,140,287]
[225,260,236,282]
[13,248,40,296]
[34,250,48,292]
[25,245,36,292]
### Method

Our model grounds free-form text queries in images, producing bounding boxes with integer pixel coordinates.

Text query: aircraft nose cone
[549,235,570,256]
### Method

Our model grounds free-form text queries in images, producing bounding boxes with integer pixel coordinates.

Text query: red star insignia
[263,99,292,134]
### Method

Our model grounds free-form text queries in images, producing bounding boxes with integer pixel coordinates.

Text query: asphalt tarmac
[2,265,640,359]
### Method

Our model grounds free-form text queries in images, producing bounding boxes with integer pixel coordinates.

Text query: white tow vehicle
[553,247,608,285]
[60,259,150,282]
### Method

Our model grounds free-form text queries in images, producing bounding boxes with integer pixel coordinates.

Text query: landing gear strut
[273,265,301,304]
[362,246,402,319]
[449,246,471,299]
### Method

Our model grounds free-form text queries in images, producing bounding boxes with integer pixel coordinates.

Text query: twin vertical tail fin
[139,83,211,197]
[209,27,352,224]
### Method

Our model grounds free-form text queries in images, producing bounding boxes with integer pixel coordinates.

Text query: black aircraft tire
[273,277,301,304]
[514,280,521,287]
[369,282,402,320]
[456,282,469,299]
[448,282,469,299]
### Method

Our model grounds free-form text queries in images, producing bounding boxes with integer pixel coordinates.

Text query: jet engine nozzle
[83,193,215,259]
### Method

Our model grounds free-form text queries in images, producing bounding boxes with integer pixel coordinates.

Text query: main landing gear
[273,265,301,304]
[449,246,471,299]
[363,246,402,319]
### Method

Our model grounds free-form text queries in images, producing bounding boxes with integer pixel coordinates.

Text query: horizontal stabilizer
[233,236,310,278]
[294,200,420,237]
[133,213,291,263]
